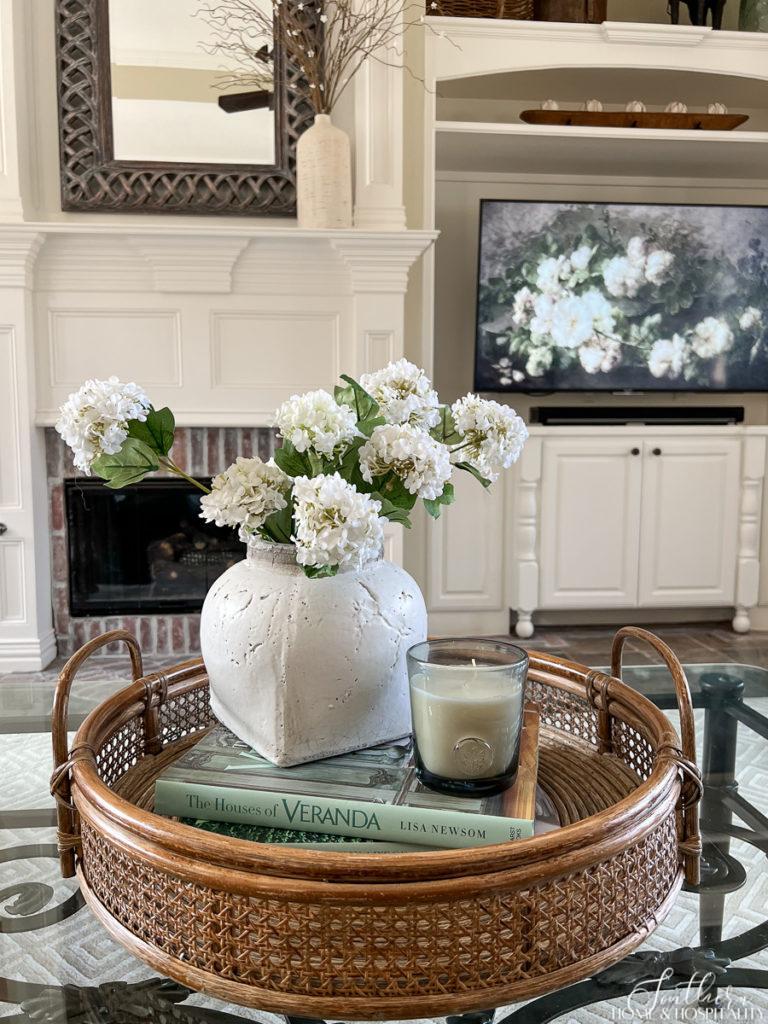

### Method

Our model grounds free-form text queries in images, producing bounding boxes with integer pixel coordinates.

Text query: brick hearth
[46,426,275,658]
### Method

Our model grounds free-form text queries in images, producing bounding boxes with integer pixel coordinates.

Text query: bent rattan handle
[611,626,702,886]
[51,630,143,878]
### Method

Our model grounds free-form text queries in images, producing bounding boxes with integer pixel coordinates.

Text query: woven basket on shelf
[433,0,535,20]
[51,626,701,1021]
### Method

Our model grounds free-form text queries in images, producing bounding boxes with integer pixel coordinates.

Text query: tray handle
[611,626,702,886]
[51,630,143,878]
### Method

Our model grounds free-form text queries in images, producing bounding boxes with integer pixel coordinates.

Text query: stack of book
[154,705,554,851]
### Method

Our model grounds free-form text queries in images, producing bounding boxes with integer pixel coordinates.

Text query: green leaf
[273,440,311,478]
[92,437,160,489]
[377,498,412,528]
[372,473,417,511]
[338,443,370,491]
[304,564,339,579]
[455,461,492,488]
[127,406,175,457]
[423,498,443,519]
[307,451,325,476]
[422,481,455,520]
[334,374,379,423]
[357,415,386,437]
[262,502,293,544]
[430,406,461,445]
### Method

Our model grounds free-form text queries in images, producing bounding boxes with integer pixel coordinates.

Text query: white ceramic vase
[296,113,352,229]
[200,541,427,766]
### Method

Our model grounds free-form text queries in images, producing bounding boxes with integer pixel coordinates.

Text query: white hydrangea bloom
[570,244,594,272]
[530,292,557,338]
[451,394,528,483]
[359,424,451,501]
[526,347,553,377]
[274,389,358,457]
[199,457,290,542]
[581,288,617,335]
[740,307,762,331]
[536,255,570,295]
[550,294,595,349]
[578,337,622,375]
[55,376,150,475]
[603,255,644,298]
[292,473,384,570]
[360,359,440,429]
[627,236,648,267]
[512,286,535,327]
[644,249,675,285]
[691,317,734,359]
[648,335,687,379]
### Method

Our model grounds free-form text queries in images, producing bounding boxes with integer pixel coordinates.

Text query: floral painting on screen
[475,201,768,392]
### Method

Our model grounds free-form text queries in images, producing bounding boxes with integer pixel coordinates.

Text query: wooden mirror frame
[55,0,315,216]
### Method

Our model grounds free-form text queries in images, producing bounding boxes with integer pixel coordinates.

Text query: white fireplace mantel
[0,219,436,671]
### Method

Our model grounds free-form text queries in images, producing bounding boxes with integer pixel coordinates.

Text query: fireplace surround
[46,427,274,657]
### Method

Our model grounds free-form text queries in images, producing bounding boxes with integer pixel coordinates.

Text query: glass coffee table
[0,659,766,1023]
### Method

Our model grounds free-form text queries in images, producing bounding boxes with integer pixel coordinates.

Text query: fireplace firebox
[65,479,244,616]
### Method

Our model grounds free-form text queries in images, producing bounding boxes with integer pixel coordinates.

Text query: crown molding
[1,224,439,294]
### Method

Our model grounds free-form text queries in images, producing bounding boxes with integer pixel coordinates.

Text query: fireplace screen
[65,479,245,616]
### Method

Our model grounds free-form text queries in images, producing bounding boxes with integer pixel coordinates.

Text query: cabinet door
[638,437,740,607]
[540,439,642,609]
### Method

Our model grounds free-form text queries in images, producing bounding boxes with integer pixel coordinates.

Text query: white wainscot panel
[0,542,25,622]
[427,470,504,611]
[48,309,182,388]
[0,327,21,508]
[211,311,341,409]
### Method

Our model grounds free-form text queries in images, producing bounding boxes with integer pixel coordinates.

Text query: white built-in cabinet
[426,428,767,639]
[540,435,741,614]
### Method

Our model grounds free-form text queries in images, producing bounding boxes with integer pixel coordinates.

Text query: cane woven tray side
[51,627,702,1021]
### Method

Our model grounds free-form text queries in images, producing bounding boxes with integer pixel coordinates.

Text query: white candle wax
[410,669,524,780]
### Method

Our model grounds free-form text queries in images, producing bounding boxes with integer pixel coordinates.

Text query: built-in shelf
[435,120,768,180]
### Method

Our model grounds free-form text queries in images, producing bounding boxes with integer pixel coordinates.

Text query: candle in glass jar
[409,668,524,779]
[406,639,529,796]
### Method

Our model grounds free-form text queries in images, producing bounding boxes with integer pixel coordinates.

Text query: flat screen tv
[474,200,768,393]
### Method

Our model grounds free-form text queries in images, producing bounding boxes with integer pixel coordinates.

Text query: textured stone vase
[296,113,352,229]
[200,541,427,766]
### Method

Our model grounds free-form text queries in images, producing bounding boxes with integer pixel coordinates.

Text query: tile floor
[1,621,765,688]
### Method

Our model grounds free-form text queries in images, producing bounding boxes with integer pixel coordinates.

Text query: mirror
[107,0,275,166]
[56,0,314,215]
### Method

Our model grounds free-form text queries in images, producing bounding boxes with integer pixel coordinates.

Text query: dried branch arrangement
[197,0,444,114]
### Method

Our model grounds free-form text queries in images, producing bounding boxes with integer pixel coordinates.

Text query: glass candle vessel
[407,638,529,797]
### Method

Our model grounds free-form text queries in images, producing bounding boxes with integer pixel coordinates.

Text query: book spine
[154,780,534,848]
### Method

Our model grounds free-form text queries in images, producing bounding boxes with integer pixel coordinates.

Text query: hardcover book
[155,706,547,850]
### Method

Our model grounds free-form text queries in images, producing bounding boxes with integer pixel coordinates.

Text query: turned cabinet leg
[515,611,534,639]
[732,606,751,634]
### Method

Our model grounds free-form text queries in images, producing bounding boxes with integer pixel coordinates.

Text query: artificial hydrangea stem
[159,457,211,494]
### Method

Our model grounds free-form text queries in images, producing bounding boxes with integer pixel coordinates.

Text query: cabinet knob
[652,447,662,456]
[631,447,640,456]
[0,523,6,535]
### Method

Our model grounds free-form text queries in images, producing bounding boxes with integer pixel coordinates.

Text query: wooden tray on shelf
[520,109,749,130]
[50,627,702,1021]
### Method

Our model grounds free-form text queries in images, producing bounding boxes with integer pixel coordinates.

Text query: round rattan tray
[51,627,702,1021]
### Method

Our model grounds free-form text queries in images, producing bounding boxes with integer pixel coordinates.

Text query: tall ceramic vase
[200,541,428,766]
[296,113,353,229]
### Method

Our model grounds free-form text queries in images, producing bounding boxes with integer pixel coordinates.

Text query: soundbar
[532,406,745,426]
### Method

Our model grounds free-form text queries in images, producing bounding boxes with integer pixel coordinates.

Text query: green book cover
[181,818,430,852]
[155,726,543,849]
